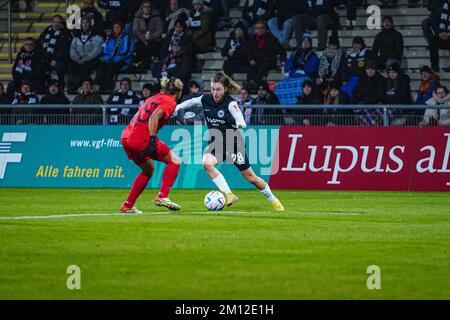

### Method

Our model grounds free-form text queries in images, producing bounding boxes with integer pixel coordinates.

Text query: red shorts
[122,137,171,164]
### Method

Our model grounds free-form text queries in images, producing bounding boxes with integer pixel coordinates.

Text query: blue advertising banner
[0,126,279,189]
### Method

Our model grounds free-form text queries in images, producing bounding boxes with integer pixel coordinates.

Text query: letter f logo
[0,132,27,179]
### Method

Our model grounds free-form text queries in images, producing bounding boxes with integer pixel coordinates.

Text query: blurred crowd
[0,0,449,126]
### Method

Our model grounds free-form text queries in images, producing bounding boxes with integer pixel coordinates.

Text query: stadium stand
[0,0,449,121]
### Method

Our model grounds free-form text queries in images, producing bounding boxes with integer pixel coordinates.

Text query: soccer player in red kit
[120,77,184,213]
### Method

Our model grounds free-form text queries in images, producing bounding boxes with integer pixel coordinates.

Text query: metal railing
[0,104,449,126]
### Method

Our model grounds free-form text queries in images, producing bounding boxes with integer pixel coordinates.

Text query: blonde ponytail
[212,72,241,94]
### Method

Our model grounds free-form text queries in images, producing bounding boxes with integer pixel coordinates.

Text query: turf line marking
[0,212,171,220]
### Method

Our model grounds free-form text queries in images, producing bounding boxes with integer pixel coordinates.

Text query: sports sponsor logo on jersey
[0,132,27,179]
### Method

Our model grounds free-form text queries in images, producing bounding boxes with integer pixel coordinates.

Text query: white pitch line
[0,212,172,221]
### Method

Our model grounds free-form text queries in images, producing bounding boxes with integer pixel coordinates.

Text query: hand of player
[250,60,256,66]
[439,32,449,40]
[142,136,157,158]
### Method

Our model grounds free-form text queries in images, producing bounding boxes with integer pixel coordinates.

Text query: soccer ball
[204,191,226,211]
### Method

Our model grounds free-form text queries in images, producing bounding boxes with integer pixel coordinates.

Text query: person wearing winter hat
[370,15,404,70]
[343,36,367,94]
[284,32,319,79]
[318,34,345,83]
[221,21,249,76]
[416,65,440,105]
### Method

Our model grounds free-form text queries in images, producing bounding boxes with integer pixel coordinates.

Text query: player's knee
[171,155,181,166]
[143,166,154,177]
[203,160,215,172]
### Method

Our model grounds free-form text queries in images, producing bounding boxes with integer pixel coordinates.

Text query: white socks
[212,174,232,194]
[259,184,276,202]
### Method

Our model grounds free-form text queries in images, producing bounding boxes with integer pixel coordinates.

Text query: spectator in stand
[161,37,192,87]
[422,0,444,65]
[41,79,71,105]
[352,59,386,126]
[201,0,233,30]
[181,78,203,102]
[11,80,39,124]
[81,0,105,37]
[318,34,345,84]
[68,16,104,93]
[188,0,215,54]
[40,79,70,124]
[72,78,103,124]
[98,0,131,30]
[177,78,205,124]
[426,0,450,72]
[321,80,351,125]
[38,14,72,90]
[9,37,47,96]
[296,79,321,126]
[246,21,286,90]
[236,87,254,124]
[242,0,275,35]
[370,15,404,70]
[422,85,450,125]
[336,0,363,30]
[292,0,339,51]
[385,63,414,125]
[222,21,249,76]
[267,0,305,48]
[342,36,368,100]
[253,81,280,124]
[106,77,140,125]
[162,0,190,39]
[275,33,318,105]
[161,20,193,59]
[284,33,319,79]
[12,80,39,105]
[94,21,135,91]
[133,0,163,69]
[0,83,11,106]
[139,82,159,104]
[416,65,440,105]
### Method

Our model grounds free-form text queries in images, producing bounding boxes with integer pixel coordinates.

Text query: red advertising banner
[269,126,450,191]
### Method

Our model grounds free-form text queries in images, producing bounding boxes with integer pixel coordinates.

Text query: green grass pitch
[0,188,449,299]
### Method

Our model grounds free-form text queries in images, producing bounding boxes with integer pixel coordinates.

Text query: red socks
[126,172,151,206]
[158,162,180,198]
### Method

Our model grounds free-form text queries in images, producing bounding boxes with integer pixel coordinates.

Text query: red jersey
[122,93,176,143]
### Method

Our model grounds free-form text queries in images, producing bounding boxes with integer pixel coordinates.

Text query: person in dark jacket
[106,77,140,125]
[426,0,450,71]
[161,37,192,87]
[69,16,104,93]
[292,0,339,50]
[71,78,103,124]
[352,59,386,105]
[94,21,135,91]
[370,15,404,70]
[222,21,249,76]
[177,78,205,125]
[162,0,190,38]
[38,15,72,89]
[341,36,368,100]
[242,0,275,34]
[352,59,386,125]
[133,1,163,68]
[98,0,131,29]
[188,0,215,53]
[11,80,39,124]
[40,79,70,123]
[296,79,321,126]
[161,20,193,61]
[0,83,10,105]
[246,21,286,88]
[10,37,47,95]
[251,81,281,124]
[138,82,160,104]
[81,0,105,37]
[321,80,351,125]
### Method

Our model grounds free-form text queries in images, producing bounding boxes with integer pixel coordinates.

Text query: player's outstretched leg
[154,151,181,211]
[203,154,238,207]
[121,159,154,214]
[240,167,285,211]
